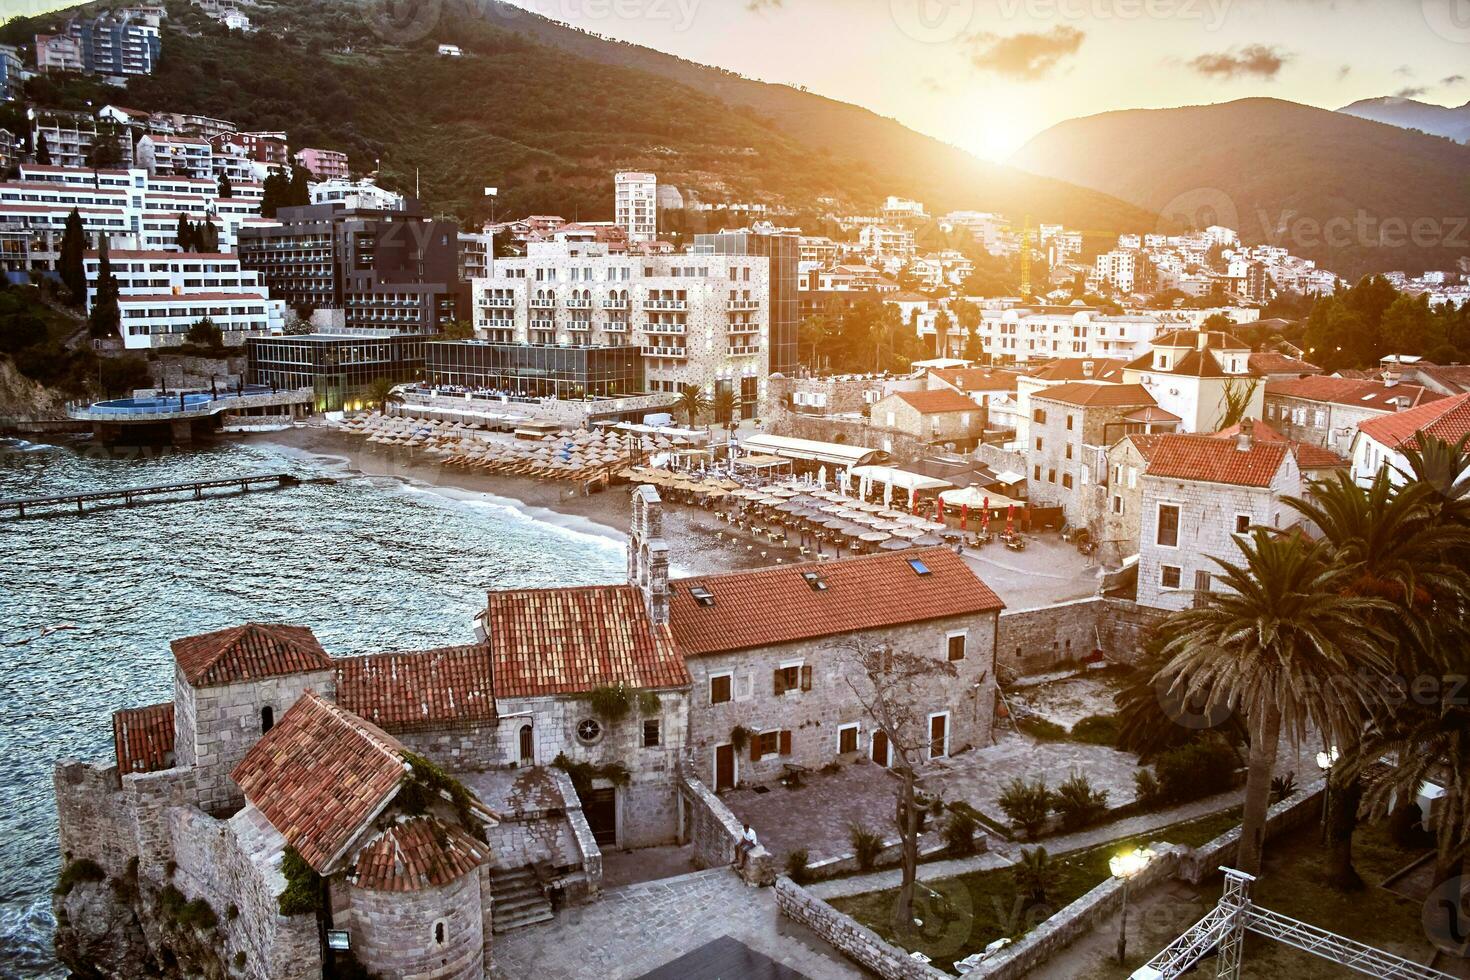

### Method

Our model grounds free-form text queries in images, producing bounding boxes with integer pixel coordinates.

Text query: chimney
[1197,333,1209,351]
[1236,418,1255,452]
[1082,360,1094,378]
[1382,370,1400,389]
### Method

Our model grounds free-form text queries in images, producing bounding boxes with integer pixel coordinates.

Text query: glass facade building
[695,230,799,377]
[425,342,645,401]
[246,333,429,412]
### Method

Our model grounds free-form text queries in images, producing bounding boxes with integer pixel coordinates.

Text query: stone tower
[629,485,670,625]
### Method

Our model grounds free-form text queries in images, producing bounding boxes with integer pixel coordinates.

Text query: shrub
[225,903,239,921]
[784,848,811,884]
[232,951,247,971]
[849,824,884,871]
[729,725,752,752]
[637,690,661,715]
[1152,738,1238,804]
[54,859,105,897]
[1019,716,1068,741]
[1389,802,1435,850]
[943,809,979,856]
[278,847,323,917]
[1070,714,1120,746]
[583,684,634,721]
[1134,769,1162,806]
[1012,847,1058,906]
[998,777,1053,840]
[1270,772,1296,804]
[1053,772,1110,831]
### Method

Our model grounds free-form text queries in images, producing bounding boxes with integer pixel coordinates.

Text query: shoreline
[259,425,791,578]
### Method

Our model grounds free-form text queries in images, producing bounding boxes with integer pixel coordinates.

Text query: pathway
[490,868,865,980]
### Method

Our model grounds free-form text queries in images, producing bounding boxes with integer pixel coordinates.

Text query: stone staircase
[490,866,555,933]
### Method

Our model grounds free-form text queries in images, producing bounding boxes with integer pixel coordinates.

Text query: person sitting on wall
[735,822,759,868]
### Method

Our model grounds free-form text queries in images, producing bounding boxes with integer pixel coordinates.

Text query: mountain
[1337,96,1470,144]
[3,0,1152,242]
[1010,98,1470,279]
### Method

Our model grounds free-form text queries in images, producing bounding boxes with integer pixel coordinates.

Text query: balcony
[483,296,515,309]
[602,297,629,310]
[643,322,686,335]
[728,346,762,357]
[479,317,514,330]
[727,299,761,311]
[530,318,556,331]
[603,321,629,332]
[530,297,556,310]
[642,346,688,360]
[643,298,688,311]
[727,322,760,335]
[566,298,593,309]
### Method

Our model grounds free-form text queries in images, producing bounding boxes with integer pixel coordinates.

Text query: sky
[499,0,1470,161]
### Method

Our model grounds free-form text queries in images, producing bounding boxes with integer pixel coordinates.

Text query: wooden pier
[1,473,305,518]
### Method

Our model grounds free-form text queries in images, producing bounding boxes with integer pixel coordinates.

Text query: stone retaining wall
[775,877,951,980]
[1179,786,1322,884]
[677,768,774,885]
[996,597,1162,677]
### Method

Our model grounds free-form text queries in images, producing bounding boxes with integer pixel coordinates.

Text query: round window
[576,718,602,744]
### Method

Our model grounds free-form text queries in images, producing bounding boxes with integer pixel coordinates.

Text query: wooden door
[584,787,617,847]
[930,714,948,759]
[715,743,735,791]
[871,729,890,767]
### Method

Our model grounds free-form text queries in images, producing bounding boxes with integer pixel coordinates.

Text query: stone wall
[1179,786,1323,884]
[684,613,998,789]
[997,598,1106,676]
[397,721,503,773]
[148,353,248,391]
[974,442,1026,480]
[676,768,773,885]
[767,410,934,465]
[774,877,950,980]
[345,870,484,980]
[54,761,136,877]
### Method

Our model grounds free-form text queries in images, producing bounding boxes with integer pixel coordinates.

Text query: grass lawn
[828,807,1244,970]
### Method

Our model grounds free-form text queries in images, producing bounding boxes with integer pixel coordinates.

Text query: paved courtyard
[490,868,866,980]
[1006,669,1129,729]
[960,532,1100,609]
[723,760,942,865]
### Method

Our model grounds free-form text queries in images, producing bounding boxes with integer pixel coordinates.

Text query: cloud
[1396,86,1428,98]
[1336,65,1351,81]
[964,26,1085,81]
[1188,44,1290,80]
[1394,65,1414,77]
[921,76,946,94]
[1442,74,1466,86]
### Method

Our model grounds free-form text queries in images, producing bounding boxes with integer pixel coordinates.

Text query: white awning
[993,470,1025,485]
[939,486,1023,509]
[850,465,953,492]
[739,434,887,468]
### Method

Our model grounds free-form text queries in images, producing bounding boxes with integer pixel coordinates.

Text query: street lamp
[1316,745,1339,842]
[1109,847,1154,965]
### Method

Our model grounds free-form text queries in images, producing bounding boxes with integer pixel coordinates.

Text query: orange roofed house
[869,387,989,452]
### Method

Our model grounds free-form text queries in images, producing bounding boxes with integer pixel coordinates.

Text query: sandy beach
[260,424,792,578]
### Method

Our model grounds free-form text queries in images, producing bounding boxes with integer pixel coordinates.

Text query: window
[751,730,789,760]
[1066,414,1075,431]
[1047,468,1057,483]
[576,718,602,744]
[1234,514,1251,535]
[1065,444,1073,460]
[774,664,811,695]
[838,724,859,754]
[1033,408,1047,423]
[1033,465,1042,480]
[1062,473,1074,490]
[642,719,661,748]
[1034,437,1043,451]
[1193,569,1213,606]
[433,920,447,947]
[518,725,534,765]
[1157,504,1180,547]
[260,706,274,734]
[1161,565,1182,589]
[710,673,732,704]
[947,632,966,661]
[1112,494,1123,515]
[908,558,931,575]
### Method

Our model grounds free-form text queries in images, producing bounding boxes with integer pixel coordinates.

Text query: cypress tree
[35,132,51,166]
[217,173,234,199]
[59,208,87,306]
[176,213,192,252]
[288,164,311,207]
[89,236,121,338]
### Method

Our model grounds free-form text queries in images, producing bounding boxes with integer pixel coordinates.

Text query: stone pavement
[961,532,1099,609]
[490,868,866,980]
[601,843,698,889]
[723,761,941,865]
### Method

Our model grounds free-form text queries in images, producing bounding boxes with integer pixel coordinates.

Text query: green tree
[185,317,223,348]
[711,386,737,429]
[1155,531,1393,875]
[59,208,87,306]
[86,133,124,170]
[933,310,952,358]
[439,319,473,340]
[676,383,707,427]
[1380,294,1438,356]
[217,173,234,199]
[34,132,50,166]
[88,237,121,339]
[365,375,404,413]
[1012,847,1059,906]
[998,777,1053,840]
[175,213,194,253]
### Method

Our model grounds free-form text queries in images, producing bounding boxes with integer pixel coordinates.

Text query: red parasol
[1005,503,1015,535]
[911,492,920,515]
[935,497,945,523]
[982,496,990,531]
[961,504,969,530]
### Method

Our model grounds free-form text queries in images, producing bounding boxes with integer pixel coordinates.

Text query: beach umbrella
[840,524,868,537]
[935,497,945,524]
[913,534,945,547]
[817,465,828,488]
[760,496,785,506]
[961,504,970,530]
[874,521,906,532]
[982,497,991,532]
[892,527,924,540]
[859,531,891,544]
[880,538,913,551]
[883,480,893,508]
[821,518,848,531]
[910,493,920,516]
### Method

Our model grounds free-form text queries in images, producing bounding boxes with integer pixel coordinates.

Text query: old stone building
[869,388,987,452]
[1265,374,1444,457]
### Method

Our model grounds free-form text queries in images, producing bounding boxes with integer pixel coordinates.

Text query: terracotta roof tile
[113,702,175,776]
[669,548,1003,657]
[929,367,1020,394]
[1025,358,1127,383]
[1153,329,1250,350]
[1266,376,1444,409]
[1034,382,1156,408]
[1249,352,1322,377]
[889,389,983,415]
[335,645,497,733]
[348,816,488,892]
[1124,348,1241,378]
[232,691,407,873]
[1358,392,1470,450]
[486,585,689,697]
[1144,434,1292,488]
[172,623,331,688]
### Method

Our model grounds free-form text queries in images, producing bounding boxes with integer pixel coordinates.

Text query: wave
[398,480,628,554]
[0,899,64,979]
[0,438,58,453]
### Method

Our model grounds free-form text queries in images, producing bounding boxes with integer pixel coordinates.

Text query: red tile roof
[348,817,488,892]
[1358,392,1470,450]
[1124,348,1240,378]
[888,389,983,415]
[1025,358,1127,383]
[1249,352,1322,377]
[669,548,1004,657]
[232,691,407,873]
[485,585,689,697]
[1206,424,1345,470]
[1153,329,1250,350]
[1144,434,1293,488]
[1034,382,1156,408]
[1266,376,1444,410]
[172,624,331,688]
[929,367,1020,394]
[113,702,175,776]
[1123,406,1181,423]
[335,645,496,733]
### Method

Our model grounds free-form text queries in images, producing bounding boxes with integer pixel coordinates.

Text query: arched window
[433,920,446,946]
[260,706,274,734]
[519,724,534,765]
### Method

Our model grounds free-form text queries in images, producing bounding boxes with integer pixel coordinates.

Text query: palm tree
[1155,530,1393,876]
[677,384,707,428]
[365,377,404,414]
[710,388,738,433]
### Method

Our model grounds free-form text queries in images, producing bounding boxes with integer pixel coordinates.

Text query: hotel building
[615,171,658,244]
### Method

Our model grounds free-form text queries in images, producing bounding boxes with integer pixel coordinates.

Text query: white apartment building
[615,172,658,244]
[1350,392,1470,487]
[977,306,1162,365]
[798,236,840,271]
[858,225,916,271]
[1093,249,1140,293]
[882,196,927,222]
[1123,330,1266,433]
[310,179,405,211]
[83,249,271,308]
[911,250,974,290]
[116,291,283,349]
[475,241,769,412]
[137,134,213,180]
